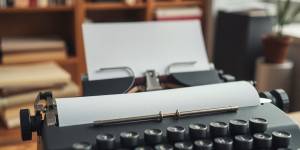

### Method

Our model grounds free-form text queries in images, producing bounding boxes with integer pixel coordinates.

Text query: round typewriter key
[229,119,248,136]
[134,146,153,150]
[249,118,268,134]
[174,142,193,150]
[253,133,272,149]
[144,129,163,145]
[272,131,292,148]
[234,135,253,150]
[96,133,115,150]
[154,144,174,150]
[209,121,229,138]
[188,123,208,140]
[213,137,233,150]
[166,126,185,143]
[72,141,92,150]
[120,131,140,148]
[194,139,213,150]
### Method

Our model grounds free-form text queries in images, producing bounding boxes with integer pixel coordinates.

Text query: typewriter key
[234,135,253,150]
[144,129,163,145]
[213,137,233,150]
[272,131,292,148]
[72,141,93,150]
[194,139,213,150]
[188,123,208,140]
[120,131,140,148]
[154,144,174,150]
[249,118,268,134]
[167,126,185,142]
[253,133,272,149]
[134,146,153,150]
[174,142,193,150]
[96,133,115,150]
[229,119,248,136]
[209,121,229,138]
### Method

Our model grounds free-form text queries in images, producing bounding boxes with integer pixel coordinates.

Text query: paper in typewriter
[83,20,210,81]
[56,81,260,127]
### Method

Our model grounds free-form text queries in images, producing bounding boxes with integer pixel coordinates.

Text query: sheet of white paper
[57,81,260,127]
[82,20,210,81]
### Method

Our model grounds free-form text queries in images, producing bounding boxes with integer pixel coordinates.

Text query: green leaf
[289,5,300,22]
[280,0,291,25]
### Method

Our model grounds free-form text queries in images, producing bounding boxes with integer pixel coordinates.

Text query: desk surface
[1,112,300,150]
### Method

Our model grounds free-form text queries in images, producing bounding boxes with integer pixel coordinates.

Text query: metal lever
[94,106,238,126]
[145,70,162,91]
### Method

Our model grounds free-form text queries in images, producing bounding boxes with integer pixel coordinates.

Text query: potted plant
[263,0,300,63]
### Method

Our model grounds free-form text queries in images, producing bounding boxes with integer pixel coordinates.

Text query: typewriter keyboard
[71,118,293,150]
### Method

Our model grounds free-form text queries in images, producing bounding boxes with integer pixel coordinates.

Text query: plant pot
[262,35,293,63]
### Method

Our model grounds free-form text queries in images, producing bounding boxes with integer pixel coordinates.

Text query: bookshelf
[0,0,206,96]
[0,0,206,92]
[0,0,206,147]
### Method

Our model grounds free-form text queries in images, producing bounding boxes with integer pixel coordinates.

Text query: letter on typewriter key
[249,118,268,134]
[72,141,93,150]
[167,126,185,143]
[96,133,115,150]
[272,131,292,148]
[253,133,272,150]
[144,129,163,145]
[229,119,248,136]
[209,121,229,138]
[188,123,208,140]
[154,144,174,150]
[120,131,140,148]
[213,137,233,150]
[174,142,193,150]
[234,135,253,150]
[194,139,213,150]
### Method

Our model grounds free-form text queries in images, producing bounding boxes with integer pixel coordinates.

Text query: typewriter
[20,81,300,150]
[20,21,300,150]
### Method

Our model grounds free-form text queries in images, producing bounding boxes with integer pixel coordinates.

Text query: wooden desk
[1,112,300,150]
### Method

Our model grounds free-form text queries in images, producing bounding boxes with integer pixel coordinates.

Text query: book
[0,81,79,109]
[1,49,67,64]
[37,0,48,7]
[1,36,66,53]
[0,82,65,97]
[0,0,7,8]
[14,0,29,7]
[0,81,80,128]
[29,0,37,7]
[155,7,202,21]
[0,62,71,89]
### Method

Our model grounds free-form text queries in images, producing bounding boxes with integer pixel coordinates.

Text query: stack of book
[155,7,202,21]
[0,36,67,64]
[0,62,80,128]
[0,0,73,8]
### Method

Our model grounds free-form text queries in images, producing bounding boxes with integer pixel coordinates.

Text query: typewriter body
[20,90,300,150]
[20,21,300,150]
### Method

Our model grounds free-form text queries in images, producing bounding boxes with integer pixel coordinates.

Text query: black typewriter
[20,88,300,150]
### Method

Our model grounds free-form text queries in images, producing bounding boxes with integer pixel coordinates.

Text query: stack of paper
[0,62,80,128]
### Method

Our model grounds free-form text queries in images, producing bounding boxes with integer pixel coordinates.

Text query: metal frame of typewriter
[81,67,236,96]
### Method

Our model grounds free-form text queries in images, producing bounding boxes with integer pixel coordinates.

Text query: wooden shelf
[85,2,146,11]
[0,6,73,13]
[154,0,202,8]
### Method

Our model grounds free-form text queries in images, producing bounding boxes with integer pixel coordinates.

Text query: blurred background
[0,0,300,149]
